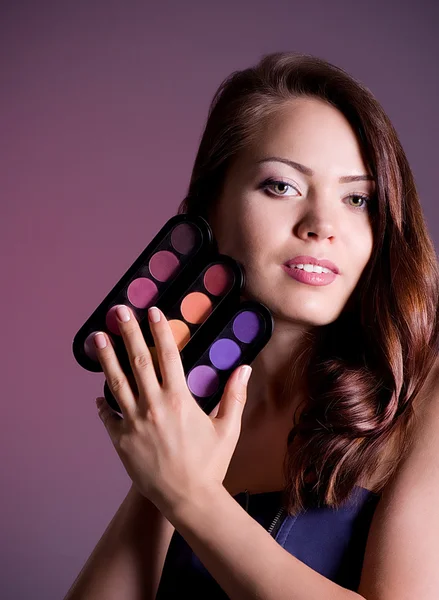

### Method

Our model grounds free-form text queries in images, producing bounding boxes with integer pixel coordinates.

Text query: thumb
[95,397,122,440]
[215,365,252,431]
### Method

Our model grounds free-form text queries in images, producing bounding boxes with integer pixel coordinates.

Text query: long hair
[177,51,439,515]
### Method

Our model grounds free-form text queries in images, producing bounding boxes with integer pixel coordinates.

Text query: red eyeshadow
[203,263,234,296]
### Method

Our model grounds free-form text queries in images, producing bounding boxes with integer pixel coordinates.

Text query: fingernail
[93,332,107,349]
[238,365,252,385]
[116,305,130,322]
[148,306,161,323]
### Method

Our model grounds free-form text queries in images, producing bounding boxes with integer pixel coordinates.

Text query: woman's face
[209,97,375,328]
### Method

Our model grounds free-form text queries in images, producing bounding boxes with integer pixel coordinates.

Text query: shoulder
[357,355,439,599]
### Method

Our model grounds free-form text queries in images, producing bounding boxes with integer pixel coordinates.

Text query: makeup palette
[72,213,274,418]
[103,300,273,415]
[183,301,273,415]
[100,254,245,412]
[143,255,244,352]
[72,215,214,373]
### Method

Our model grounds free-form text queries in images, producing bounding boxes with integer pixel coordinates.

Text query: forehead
[236,98,372,180]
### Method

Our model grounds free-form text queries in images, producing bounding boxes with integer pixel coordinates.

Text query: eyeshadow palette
[72,213,274,419]
[183,301,273,415]
[72,215,214,372]
[103,300,274,416]
[143,255,244,352]
[100,254,246,408]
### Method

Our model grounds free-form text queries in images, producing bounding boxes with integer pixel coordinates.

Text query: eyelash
[260,178,371,211]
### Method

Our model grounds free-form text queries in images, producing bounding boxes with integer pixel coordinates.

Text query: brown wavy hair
[177,51,439,515]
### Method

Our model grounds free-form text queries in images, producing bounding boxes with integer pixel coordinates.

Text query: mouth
[284,255,340,275]
[281,264,338,286]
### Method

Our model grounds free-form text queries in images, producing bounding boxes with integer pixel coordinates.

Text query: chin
[267,298,345,327]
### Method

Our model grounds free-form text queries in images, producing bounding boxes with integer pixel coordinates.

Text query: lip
[281,264,337,286]
[284,255,340,275]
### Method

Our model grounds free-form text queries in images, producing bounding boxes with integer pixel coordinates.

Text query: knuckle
[161,348,179,364]
[231,390,246,404]
[108,375,126,394]
[145,405,164,426]
[167,390,183,409]
[117,432,133,454]
[133,353,152,370]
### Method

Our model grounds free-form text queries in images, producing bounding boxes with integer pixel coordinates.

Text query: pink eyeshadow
[106,305,140,335]
[84,331,115,360]
[105,305,123,335]
[84,332,99,361]
[149,250,180,282]
[127,277,158,309]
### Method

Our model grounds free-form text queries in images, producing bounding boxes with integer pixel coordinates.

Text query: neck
[244,317,316,423]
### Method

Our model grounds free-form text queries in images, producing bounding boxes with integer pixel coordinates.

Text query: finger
[147,306,186,392]
[214,365,252,433]
[93,330,137,418]
[112,304,161,402]
[96,396,123,441]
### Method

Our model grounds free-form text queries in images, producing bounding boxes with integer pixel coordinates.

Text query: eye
[260,178,372,211]
[260,178,298,197]
[346,193,370,211]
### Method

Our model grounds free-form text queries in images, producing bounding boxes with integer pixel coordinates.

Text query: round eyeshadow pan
[168,319,191,350]
[84,332,99,361]
[170,223,198,255]
[149,250,180,282]
[187,365,219,398]
[232,310,261,343]
[203,263,234,296]
[180,292,213,324]
[106,305,123,335]
[127,277,158,309]
[209,338,241,370]
[84,331,115,360]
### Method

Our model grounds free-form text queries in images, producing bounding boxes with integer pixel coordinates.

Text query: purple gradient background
[1,0,438,597]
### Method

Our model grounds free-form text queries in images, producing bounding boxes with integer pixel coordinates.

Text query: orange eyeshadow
[180,292,213,324]
[168,319,191,350]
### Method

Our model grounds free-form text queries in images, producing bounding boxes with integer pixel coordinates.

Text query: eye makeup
[103,300,273,415]
[101,255,245,413]
[182,301,273,414]
[72,215,214,372]
[73,214,274,417]
[144,255,244,352]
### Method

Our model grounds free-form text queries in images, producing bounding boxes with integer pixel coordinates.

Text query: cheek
[351,226,374,278]
[212,202,265,261]
[228,209,277,267]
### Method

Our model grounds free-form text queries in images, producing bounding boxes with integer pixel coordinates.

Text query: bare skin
[209,96,376,495]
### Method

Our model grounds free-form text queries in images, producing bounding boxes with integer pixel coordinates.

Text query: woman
[64,52,439,599]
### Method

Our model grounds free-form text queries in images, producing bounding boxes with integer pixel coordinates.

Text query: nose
[294,191,337,241]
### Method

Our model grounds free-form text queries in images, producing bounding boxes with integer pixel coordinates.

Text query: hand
[93,304,252,518]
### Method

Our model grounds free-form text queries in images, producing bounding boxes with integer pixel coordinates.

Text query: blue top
[156,485,381,598]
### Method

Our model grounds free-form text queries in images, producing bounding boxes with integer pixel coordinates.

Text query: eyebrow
[256,156,374,183]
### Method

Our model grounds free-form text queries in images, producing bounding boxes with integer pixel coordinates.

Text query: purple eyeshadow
[149,250,180,282]
[209,338,241,370]
[170,223,197,254]
[187,365,219,397]
[232,310,261,343]
[127,277,158,309]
